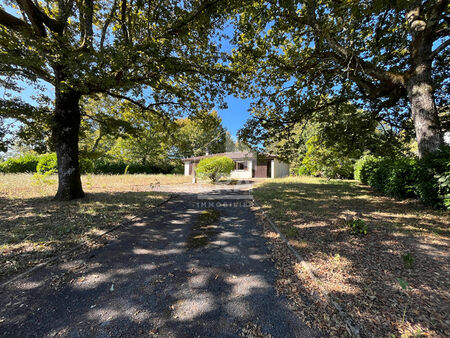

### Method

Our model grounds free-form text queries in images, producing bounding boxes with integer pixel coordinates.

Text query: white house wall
[230,160,253,179]
[184,162,190,176]
[273,158,290,178]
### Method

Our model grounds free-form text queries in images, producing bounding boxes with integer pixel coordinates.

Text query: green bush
[80,157,94,174]
[0,153,40,173]
[297,166,312,176]
[36,153,57,174]
[384,157,418,198]
[415,147,450,208]
[354,154,379,184]
[36,153,95,175]
[302,135,355,179]
[195,156,235,182]
[354,146,450,209]
[92,159,174,174]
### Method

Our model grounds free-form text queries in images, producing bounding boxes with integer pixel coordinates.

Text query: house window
[235,161,246,170]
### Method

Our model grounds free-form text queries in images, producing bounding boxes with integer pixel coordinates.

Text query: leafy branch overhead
[0,0,238,200]
[233,0,449,158]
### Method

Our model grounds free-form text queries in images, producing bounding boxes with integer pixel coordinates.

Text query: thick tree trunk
[407,62,443,158]
[52,86,84,200]
[407,6,443,158]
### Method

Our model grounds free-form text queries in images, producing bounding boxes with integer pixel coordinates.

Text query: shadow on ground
[0,188,318,337]
[0,191,166,281]
[254,178,449,336]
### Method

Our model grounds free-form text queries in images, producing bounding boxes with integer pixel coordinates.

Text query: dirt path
[0,186,318,337]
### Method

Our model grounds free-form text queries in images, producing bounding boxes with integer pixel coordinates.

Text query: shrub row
[0,153,40,173]
[91,159,177,174]
[354,148,450,209]
[0,153,181,175]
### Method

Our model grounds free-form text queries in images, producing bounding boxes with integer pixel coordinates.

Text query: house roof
[182,151,278,162]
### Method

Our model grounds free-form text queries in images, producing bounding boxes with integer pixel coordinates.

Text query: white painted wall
[273,158,290,178]
[184,162,190,176]
[230,160,252,179]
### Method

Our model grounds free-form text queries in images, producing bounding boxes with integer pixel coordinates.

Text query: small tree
[196,156,235,182]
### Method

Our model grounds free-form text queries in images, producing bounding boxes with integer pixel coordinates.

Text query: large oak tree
[233,0,449,158]
[0,0,232,200]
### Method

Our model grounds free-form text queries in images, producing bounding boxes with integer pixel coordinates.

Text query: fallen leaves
[253,177,450,337]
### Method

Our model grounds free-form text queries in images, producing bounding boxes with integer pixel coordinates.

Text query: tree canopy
[232,0,449,158]
[0,0,235,199]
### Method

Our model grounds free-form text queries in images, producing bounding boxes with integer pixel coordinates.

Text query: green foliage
[233,1,447,157]
[402,252,415,269]
[33,153,57,185]
[0,153,40,173]
[195,156,235,182]
[301,135,355,179]
[92,159,175,175]
[414,147,450,209]
[297,166,312,176]
[397,278,411,291]
[354,155,379,184]
[174,111,228,159]
[36,153,57,175]
[347,219,368,235]
[354,146,450,209]
[80,158,94,174]
[261,105,406,180]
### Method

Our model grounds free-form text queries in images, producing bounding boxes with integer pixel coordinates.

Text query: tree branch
[16,0,63,35]
[160,0,221,38]
[105,91,170,121]
[100,0,118,49]
[0,8,32,32]
[431,38,450,58]
[303,1,406,89]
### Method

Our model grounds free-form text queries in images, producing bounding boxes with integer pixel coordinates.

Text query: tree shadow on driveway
[0,189,319,337]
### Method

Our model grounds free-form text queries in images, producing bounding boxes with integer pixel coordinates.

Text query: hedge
[0,153,179,175]
[92,159,176,174]
[354,147,450,209]
[0,153,40,173]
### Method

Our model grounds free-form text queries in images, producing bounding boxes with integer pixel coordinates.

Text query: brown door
[255,159,270,178]
[189,163,193,175]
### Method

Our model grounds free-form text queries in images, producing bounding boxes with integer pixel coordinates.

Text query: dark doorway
[255,159,271,178]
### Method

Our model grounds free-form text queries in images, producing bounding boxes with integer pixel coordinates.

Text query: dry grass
[0,174,189,282]
[253,176,450,337]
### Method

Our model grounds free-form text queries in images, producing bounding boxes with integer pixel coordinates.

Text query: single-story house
[182,151,290,179]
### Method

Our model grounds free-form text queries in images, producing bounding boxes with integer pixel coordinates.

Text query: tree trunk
[407,7,443,158]
[52,84,84,200]
[407,62,443,158]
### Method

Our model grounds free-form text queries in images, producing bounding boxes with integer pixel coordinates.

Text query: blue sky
[215,96,251,139]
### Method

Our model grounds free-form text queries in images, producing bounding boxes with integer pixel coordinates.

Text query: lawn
[0,174,191,282]
[253,176,449,337]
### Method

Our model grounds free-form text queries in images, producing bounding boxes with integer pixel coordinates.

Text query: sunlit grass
[0,173,191,199]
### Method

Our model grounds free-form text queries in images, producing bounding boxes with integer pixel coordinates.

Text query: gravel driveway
[0,184,318,337]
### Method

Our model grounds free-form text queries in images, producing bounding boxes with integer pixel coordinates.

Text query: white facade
[183,157,289,179]
[230,160,253,179]
[272,158,290,178]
